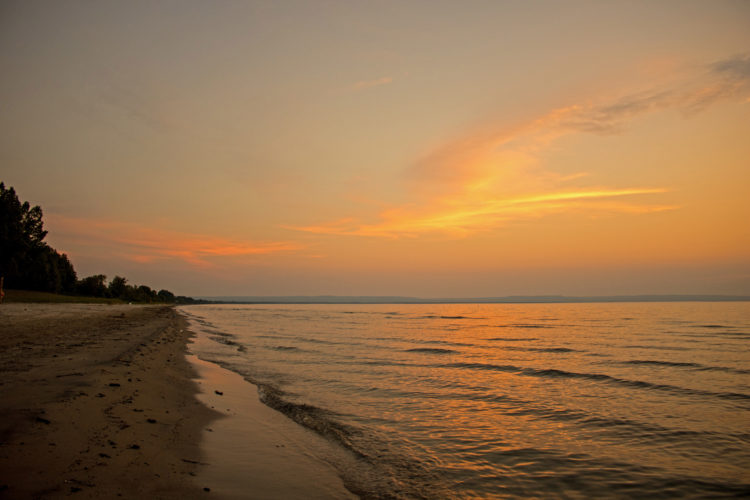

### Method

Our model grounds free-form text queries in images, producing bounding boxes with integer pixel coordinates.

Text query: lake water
[181,302,750,499]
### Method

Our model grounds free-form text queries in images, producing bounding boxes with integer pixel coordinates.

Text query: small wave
[624,359,750,375]
[256,334,287,340]
[441,388,750,448]
[623,345,691,351]
[503,346,577,353]
[204,328,232,336]
[442,362,750,402]
[405,348,458,354]
[488,337,539,342]
[208,334,247,353]
[419,315,480,320]
[372,336,475,347]
[696,365,750,375]
[419,339,475,348]
[497,324,554,329]
[210,335,239,347]
[256,384,358,452]
[296,337,350,346]
[578,416,750,449]
[624,359,701,368]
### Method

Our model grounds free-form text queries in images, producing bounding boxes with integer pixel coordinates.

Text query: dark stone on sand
[35,416,51,425]
[214,390,223,395]
[128,444,140,450]
[204,487,211,492]
[108,383,121,387]
[147,418,157,424]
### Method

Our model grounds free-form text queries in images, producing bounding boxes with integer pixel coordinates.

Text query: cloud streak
[291,188,673,237]
[48,215,301,267]
[351,76,393,91]
[291,54,748,238]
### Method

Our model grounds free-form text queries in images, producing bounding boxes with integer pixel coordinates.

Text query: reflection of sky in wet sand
[187,354,354,499]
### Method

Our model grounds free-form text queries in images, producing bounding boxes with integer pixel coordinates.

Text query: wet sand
[188,354,356,499]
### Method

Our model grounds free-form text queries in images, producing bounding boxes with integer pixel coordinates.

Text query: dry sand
[0,304,215,499]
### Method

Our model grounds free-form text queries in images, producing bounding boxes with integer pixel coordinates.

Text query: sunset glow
[1,1,748,296]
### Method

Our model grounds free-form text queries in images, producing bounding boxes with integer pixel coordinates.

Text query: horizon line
[192,294,750,304]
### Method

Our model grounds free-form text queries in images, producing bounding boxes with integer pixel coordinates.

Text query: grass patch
[3,289,124,304]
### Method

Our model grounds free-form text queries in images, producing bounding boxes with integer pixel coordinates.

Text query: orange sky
[1,1,749,296]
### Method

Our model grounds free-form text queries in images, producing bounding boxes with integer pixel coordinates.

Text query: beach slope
[0,304,215,498]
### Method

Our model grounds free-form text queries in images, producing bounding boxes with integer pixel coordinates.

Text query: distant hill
[196,295,750,304]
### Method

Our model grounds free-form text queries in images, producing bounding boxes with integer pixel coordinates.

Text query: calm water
[181,302,750,499]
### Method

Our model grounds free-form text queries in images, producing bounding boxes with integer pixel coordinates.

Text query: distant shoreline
[195,295,750,305]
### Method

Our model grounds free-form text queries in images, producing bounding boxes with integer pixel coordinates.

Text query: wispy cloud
[291,188,673,238]
[48,215,301,267]
[557,53,750,133]
[290,54,748,238]
[351,76,393,91]
[711,53,750,80]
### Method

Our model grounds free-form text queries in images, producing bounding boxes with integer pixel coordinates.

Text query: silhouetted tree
[2,181,201,302]
[108,275,128,298]
[76,274,108,297]
[25,245,77,293]
[1,182,75,292]
[157,289,175,303]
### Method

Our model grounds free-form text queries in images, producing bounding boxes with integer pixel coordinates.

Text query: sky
[1,0,749,297]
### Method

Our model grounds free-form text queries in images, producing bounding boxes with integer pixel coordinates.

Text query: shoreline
[0,303,217,498]
[0,303,357,499]
[185,353,356,499]
[181,307,356,499]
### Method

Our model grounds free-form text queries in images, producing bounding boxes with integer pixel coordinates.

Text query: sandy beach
[0,304,215,498]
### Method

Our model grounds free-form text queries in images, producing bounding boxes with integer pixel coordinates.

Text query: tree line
[1,182,200,304]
